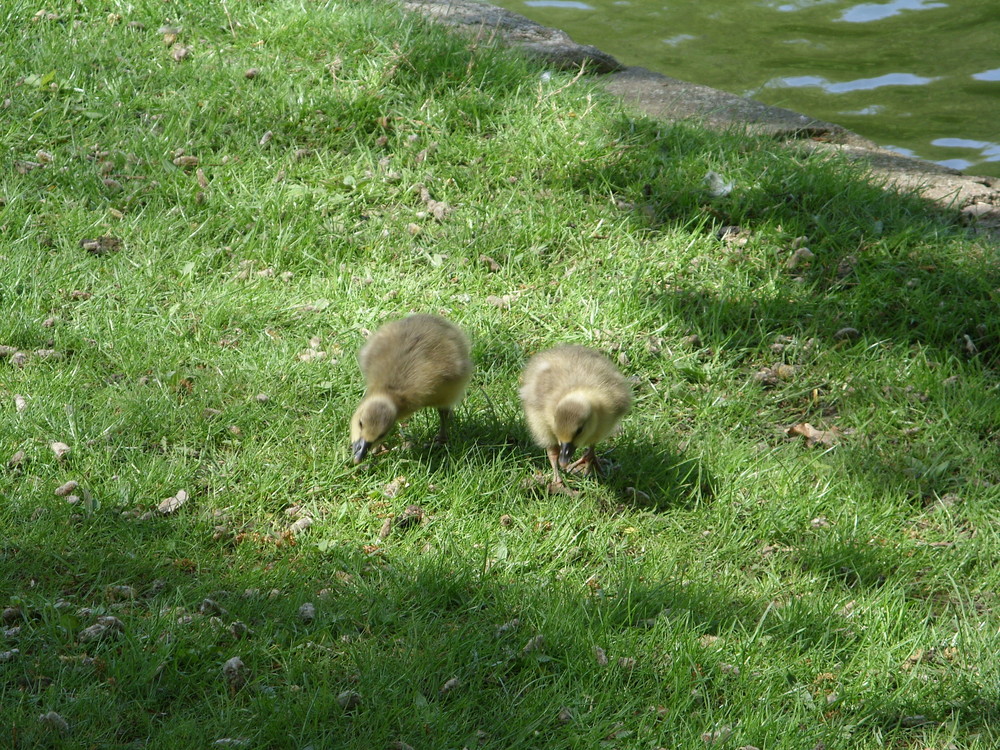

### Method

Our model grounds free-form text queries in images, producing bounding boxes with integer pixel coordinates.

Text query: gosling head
[552,394,594,468]
[350,395,398,463]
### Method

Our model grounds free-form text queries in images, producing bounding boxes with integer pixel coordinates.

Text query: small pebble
[199,599,226,616]
[105,585,135,601]
[96,615,124,632]
[78,623,117,642]
[55,480,78,496]
[222,656,247,690]
[337,690,361,711]
[38,711,69,734]
[522,634,544,653]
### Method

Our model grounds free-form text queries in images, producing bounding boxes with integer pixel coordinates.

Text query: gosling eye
[358,420,364,429]
[574,426,584,439]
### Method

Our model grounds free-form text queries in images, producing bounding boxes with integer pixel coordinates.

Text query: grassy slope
[2,0,1000,748]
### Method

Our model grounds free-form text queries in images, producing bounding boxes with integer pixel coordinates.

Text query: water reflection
[972,68,1000,82]
[773,0,840,12]
[936,158,974,170]
[838,0,947,23]
[662,34,696,46]
[932,137,1000,163]
[765,72,936,93]
[524,0,595,8]
[841,105,886,115]
[884,143,975,170]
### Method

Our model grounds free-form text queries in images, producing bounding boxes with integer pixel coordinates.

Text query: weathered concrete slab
[403,0,622,73]
[805,142,1000,235]
[601,66,854,141]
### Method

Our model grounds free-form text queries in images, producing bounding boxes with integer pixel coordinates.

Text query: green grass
[3,0,1000,747]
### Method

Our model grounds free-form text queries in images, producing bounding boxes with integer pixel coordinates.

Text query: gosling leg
[547,445,563,486]
[435,408,452,444]
[566,447,602,477]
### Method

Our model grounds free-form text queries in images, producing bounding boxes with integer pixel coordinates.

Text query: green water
[495,0,1000,177]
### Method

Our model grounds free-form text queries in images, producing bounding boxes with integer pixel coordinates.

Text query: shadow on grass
[367,386,714,511]
[566,116,998,363]
[447,409,715,511]
[0,537,873,748]
[613,441,715,507]
[862,686,1000,743]
[643,277,996,369]
[9,510,999,746]
[792,536,914,591]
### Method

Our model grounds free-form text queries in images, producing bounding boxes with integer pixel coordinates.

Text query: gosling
[520,344,631,486]
[350,314,473,463]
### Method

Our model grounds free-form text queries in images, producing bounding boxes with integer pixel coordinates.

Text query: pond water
[494,0,1000,177]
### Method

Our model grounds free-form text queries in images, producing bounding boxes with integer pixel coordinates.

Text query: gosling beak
[558,442,575,467]
[352,439,370,464]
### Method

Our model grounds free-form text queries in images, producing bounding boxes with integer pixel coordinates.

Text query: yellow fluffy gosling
[520,344,631,485]
[350,314,473,463]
